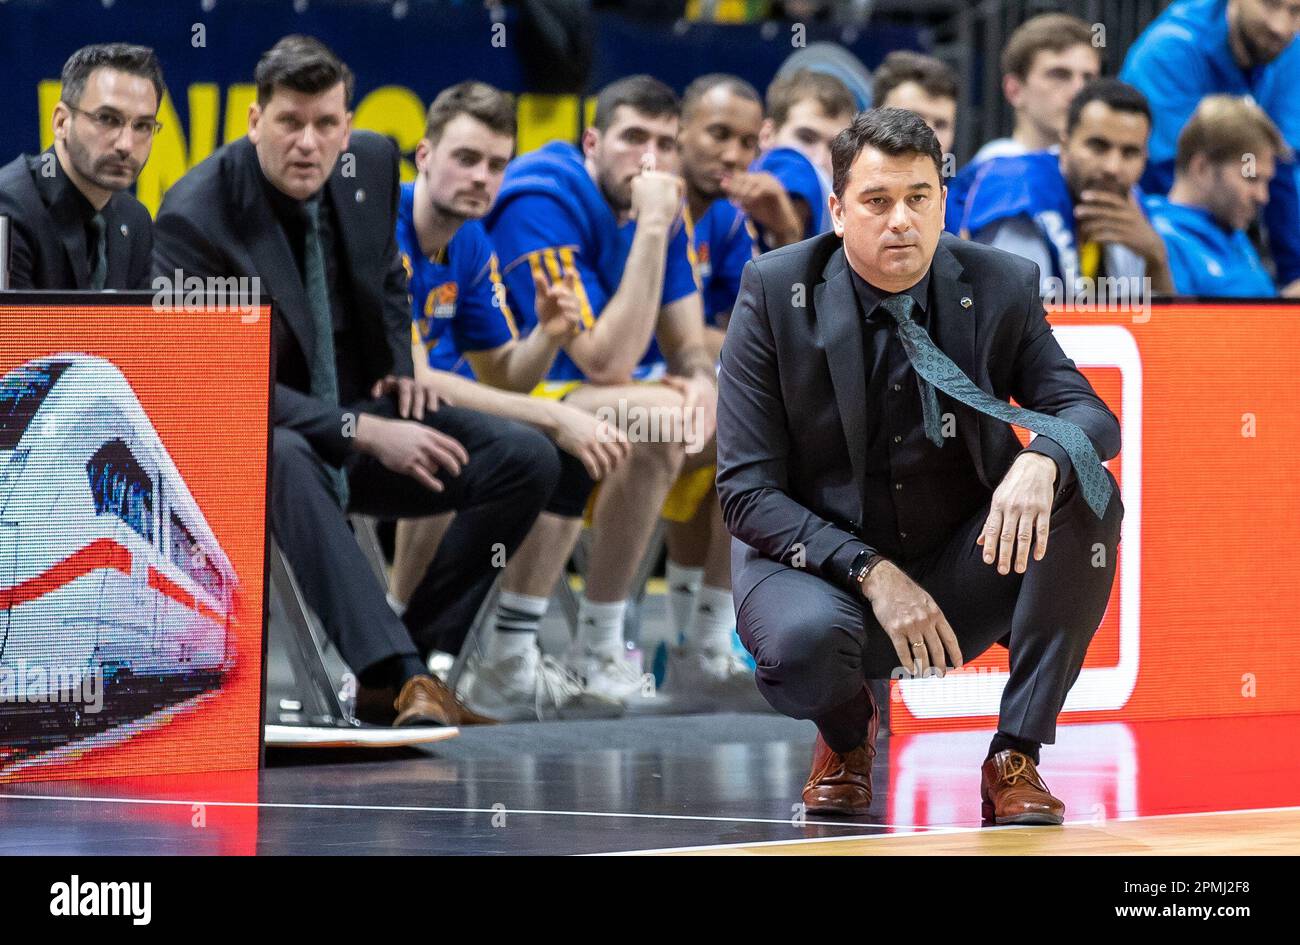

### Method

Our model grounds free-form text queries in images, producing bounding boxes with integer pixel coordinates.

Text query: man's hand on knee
[354,413,469,493]
[980,452,1057,575]
[543,400,630,480]
[860,561,964,678]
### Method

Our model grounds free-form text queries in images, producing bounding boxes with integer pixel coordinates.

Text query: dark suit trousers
[270,397,560,675]
[736,468,1123,746]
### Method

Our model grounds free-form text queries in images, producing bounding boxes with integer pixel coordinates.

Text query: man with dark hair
[679,72,792,264]
[678,73,763,334]
[0,43,162,289]
[385,80,630,721]
[948,79,1173,298]
[483,74,719,710]
[592,74,680,133]
[718,106,1123,823]
[973,13,1101,164]
[872,51,959,158]
[153,35,562,728]
[748,69,858,249]
[1122,0,1300,295]
[1146,95,1288,296]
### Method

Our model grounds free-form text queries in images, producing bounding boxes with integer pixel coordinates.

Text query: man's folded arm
[716,260,876,594]
[1010,262,1121,499]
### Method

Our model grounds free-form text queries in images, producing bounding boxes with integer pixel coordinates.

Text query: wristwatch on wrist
[848,549,885,590]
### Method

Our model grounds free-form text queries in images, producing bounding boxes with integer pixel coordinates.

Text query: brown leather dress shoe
[801,687,879,816]
[393,674,499,727]
[980,749,1065,825]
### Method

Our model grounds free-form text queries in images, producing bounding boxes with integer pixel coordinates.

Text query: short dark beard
[1233,14,1287,69]
[596,166,631,214]
[64,129,134,193]
[1062,157,1123,205]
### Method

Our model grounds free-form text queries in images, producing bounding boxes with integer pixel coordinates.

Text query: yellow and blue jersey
[397,182,517,378]
[485,141,699,382]
[685,198,758,326]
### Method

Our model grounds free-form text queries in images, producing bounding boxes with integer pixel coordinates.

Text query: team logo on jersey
[424,281,459,319]
[694,240,712,283]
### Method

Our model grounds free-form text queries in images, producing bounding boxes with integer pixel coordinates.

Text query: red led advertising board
[891,302,1300,733]
[0,294,268,782]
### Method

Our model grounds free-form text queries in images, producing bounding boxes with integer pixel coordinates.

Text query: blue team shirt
[751,146,831,250]
[485,141,698,382]
[946,151,1080,279]
[1144,195,1276,297]
[686,199,757,326]
[396,182,516,378]
[1120,0,1300,285]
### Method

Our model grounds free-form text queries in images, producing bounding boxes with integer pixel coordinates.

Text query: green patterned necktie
[89,213,108,290]
[303,198,349,508]
[879,293,1112,520]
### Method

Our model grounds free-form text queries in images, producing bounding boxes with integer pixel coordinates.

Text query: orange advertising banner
[0,295,269,782]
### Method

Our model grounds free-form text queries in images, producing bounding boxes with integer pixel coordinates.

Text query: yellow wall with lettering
[37,81,597,216]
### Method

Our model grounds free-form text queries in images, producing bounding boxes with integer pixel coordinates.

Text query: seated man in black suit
[153,35,562,727]
[0,43,160,290]
[717,108,1123,823]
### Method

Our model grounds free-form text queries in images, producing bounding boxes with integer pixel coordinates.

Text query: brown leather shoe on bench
[393,674,499,727]
[980,749,1065,825]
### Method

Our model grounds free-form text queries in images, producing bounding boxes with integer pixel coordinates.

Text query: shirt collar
[258,161,325,228]
[849,263,931,321]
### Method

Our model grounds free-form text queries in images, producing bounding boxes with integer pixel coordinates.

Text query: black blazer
[716,231,1122,607]
[0,152,152,290]
[152,132,412,466]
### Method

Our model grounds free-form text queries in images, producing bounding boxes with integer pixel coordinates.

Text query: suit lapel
[48,191,91,288]
[233,143,316,367]
[328,169,365,280]
[813,248,868,496]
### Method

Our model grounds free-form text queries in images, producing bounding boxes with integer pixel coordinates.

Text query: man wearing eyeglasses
[0,43,162,290]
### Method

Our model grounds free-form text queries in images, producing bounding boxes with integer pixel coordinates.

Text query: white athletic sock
[687,585,735,652]
[665,561,703,643]
[484,591,548,664]
[577,597,627,657]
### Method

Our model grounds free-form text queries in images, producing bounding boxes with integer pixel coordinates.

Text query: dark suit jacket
[0,151,152,290]
[716,231,1122,608]
[152,132,412,466]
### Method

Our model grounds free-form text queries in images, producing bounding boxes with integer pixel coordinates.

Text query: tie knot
[879,293,916,324]
[90,213,106,236]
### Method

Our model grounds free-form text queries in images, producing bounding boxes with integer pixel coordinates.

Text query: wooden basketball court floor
[1,710,1295,855]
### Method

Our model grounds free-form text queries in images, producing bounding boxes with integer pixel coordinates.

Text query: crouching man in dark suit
[154,35,561,727]
[717,108,1123,823]
[0,43,160,290]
